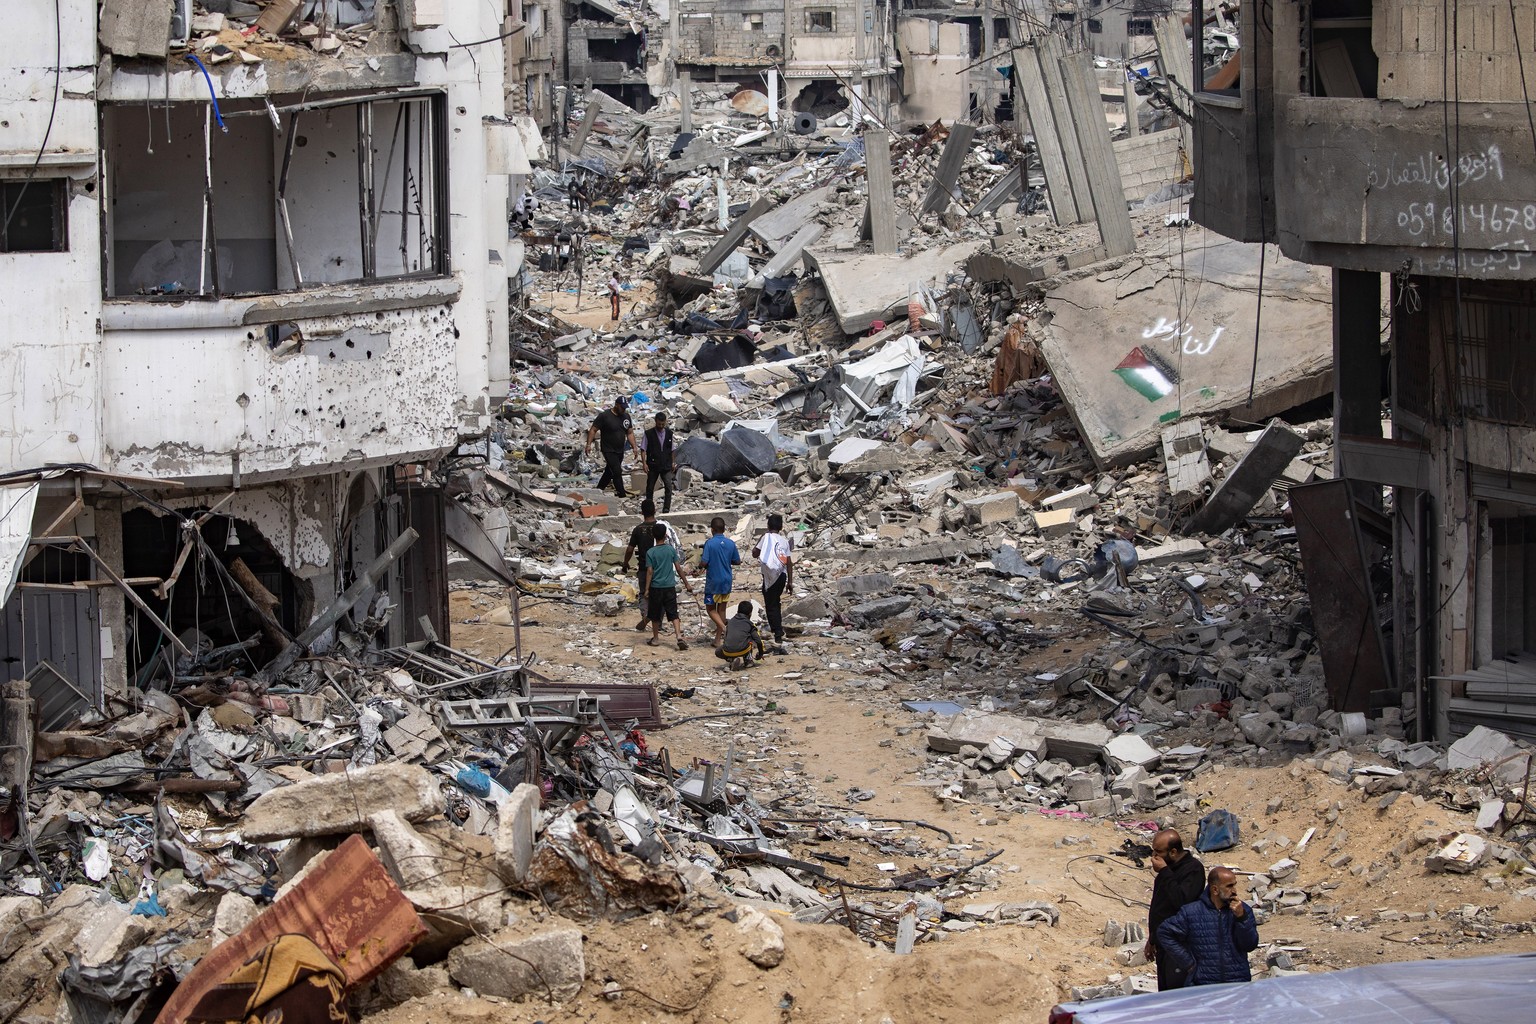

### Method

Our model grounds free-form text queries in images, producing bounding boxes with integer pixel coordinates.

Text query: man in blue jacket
[1156,866,1260,986]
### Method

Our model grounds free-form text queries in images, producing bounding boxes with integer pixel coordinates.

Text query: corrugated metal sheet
[0,589,102,729]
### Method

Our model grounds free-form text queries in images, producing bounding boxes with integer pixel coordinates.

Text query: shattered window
[104,92,448,299]
[0,178,68,253]
[806,9,834,32]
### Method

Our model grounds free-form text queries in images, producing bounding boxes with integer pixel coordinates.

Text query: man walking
[1156,866,1260,987]
[697,516,740,646]
[586,397,639,499]
[622,498,669,630]
[755,513,792,651]
[607,272,622,321]
[642,522,694,651]
[641,411,676,513]
[1145,829,1205,990]
[715,601,765,669]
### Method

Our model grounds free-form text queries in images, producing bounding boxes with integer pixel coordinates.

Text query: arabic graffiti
[1141,316,1225,356]
[1367,145,1505,192]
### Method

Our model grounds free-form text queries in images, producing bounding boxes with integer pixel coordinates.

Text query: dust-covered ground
[357,590,1536,1024]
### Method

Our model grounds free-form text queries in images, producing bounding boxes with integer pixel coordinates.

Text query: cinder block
[964,490,1021,525]
[1032,507,1076,537]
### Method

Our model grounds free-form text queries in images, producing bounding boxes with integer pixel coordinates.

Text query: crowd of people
[596,402,791,666]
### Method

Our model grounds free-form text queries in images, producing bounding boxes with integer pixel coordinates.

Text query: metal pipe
[358,102,376,278]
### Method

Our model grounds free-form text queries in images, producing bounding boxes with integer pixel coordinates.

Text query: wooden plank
[255,0,304,36]
[1058,50,1137,257]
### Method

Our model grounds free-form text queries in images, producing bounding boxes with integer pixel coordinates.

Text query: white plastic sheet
[1054,952,1536,1023]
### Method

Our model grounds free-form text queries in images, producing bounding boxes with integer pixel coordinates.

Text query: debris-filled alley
[5,3,1536,1024]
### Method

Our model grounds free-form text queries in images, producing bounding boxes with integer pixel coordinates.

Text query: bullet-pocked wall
[0,5,102,474]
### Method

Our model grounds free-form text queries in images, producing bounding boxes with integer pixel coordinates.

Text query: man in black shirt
[586,397,639,498]
[622,498,662,629]
[1145,828,1205,991]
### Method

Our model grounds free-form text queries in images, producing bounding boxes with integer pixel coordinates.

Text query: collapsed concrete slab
[807,240,985,334]
[1188,422,1306,535]
[241,763,441,841]
[1037,232,1333,467]
[928,710,1048,757]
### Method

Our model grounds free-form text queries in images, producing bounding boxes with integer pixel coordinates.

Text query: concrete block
[242,763,441,841]
[735,906,785,968]
[1062,771,1105,802]
[835,572,894,597]
[496,783,542,884]
[1136,538,1209,566]
[849,596,914,626]
[1032,507,1076,537]
[1424,833,1487,873]
[447,924,585,1001]
[1036,719,1113,765]
[965,490,1021,525]
[1105,733,1162,768]
[1042,483,1097,512]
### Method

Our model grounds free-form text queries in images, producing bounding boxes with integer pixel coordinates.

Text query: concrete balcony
[1272,97,1536,279]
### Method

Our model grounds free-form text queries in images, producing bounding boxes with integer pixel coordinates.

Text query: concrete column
[679,70,692,131]
[94,500,127,699]
[1058,49,1136,256]
[1122,44,1139,137]
[864,128,897,252]
[1013,40,1086,225]
[980,0,995,121]
[1332,268,1383,480]
[767,68,780,124]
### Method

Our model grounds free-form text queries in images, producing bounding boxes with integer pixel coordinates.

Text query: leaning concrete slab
[763,223,825,278]
[1039,230,1333,467]
[807,240,986,334]
[1187,421,1305,535]
[749,187,833,249]
[698,196,777,275]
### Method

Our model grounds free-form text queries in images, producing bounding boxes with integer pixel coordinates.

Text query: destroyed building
[566,0,655,113]
[1188,0,1536,742]
[507,0,564,127]
[0,1,540,715]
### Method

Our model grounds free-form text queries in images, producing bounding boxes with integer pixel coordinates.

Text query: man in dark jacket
[1157,866,1260,987]
[1145,828,1205,990]
[642,411,675,513]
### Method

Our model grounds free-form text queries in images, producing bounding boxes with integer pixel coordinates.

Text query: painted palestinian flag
[1114,346,1177,401]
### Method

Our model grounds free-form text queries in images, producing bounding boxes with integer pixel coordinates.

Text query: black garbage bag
[676,437,752,481]
[721,427,777,476]
[691,334,757,373]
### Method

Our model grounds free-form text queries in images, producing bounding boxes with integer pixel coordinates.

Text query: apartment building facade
[1190,0,1536,741]
[0,1,538,719]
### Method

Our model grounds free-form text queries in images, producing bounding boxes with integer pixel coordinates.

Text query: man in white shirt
[756,513,792,650]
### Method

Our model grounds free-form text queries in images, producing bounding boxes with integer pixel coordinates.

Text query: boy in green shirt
[642,522,694,651]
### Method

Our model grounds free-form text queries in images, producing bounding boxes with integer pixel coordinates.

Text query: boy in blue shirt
[643,522,694,651]
[696,516,741,647]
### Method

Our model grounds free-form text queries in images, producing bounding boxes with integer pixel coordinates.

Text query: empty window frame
[806,9,834,32]
[743,12,765,30]
[103,92,448,298]
[1,177,68,253]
